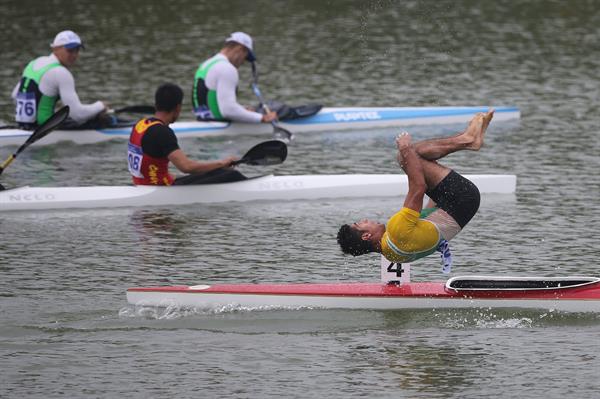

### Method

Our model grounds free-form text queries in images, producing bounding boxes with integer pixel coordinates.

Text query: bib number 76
[15,93,36,123]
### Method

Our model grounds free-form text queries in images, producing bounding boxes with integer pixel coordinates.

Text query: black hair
[337,224,375,256]
[155,83,184,112]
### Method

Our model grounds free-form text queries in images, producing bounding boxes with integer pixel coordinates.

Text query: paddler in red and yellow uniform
[337,110,495,273]
[128,83,242,186]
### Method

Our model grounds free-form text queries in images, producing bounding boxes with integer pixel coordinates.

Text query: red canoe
[127,276,600,313]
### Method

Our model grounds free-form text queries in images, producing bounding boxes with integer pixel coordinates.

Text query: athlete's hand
[261,111,278,123]
[222,155,239,168]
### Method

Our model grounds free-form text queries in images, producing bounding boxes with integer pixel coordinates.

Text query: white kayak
[0,106,520,147]
[0,173,516,211]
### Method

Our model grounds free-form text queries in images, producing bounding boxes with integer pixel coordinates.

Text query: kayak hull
[0,106,520,146]
[127,277,600,313]
[0,174,516,211]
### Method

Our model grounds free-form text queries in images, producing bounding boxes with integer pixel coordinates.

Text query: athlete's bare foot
[461,113,483,149]
[396,131,412,150]
[461,110,494,151]
[471,109,494,150]
[395,132,412,165]
[481,109,494,134]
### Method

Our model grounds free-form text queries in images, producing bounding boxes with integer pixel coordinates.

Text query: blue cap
[51,30,84,50]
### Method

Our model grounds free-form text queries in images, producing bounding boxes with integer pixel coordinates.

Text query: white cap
[225,32,255,62]
[50,30,84,49]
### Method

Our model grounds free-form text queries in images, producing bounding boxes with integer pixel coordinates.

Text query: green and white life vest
[192,57,225,120]
[15,59,61,125]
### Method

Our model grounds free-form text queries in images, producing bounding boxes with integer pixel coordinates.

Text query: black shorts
[425,170,480,228]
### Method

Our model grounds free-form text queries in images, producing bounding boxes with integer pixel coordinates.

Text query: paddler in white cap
[192,32,277,124]
[11,30,108,129]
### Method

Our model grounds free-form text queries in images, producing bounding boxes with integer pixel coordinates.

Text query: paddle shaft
[250,62,293,141]
[0,123,45,169]
[0,106,69,175]
[251,83,277,122]
[0,154,16,172]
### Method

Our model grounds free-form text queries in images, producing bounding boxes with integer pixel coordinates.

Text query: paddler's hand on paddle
[222,155,240,168]
[261,111,278,123]
[97,102,117,127]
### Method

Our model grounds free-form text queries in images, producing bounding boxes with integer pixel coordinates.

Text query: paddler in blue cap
[192,32,277,124]
[11,30,108,129]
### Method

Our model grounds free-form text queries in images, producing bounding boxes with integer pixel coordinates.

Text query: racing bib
[194,105,215,120]
[15,92,36,123]
[127,143,144,178]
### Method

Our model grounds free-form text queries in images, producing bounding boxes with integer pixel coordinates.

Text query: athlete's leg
[396,132,427,212]
[412,109,494,161]
[397,133,453,191]
[396,131,460,211]
[399,134,480,235]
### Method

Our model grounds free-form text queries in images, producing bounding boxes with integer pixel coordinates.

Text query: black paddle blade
[233,140,288,166]
[22,106,70,149]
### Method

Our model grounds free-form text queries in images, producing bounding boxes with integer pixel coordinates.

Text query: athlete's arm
[41,67,105,123]
[214,63,263,123]
[396,133,426,213]
[168,149,237,175]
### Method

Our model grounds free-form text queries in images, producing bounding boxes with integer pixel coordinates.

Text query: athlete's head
[337,222,376,256]
[222,32,255,67]
[155,83,183,122]
[51,30,84,68]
